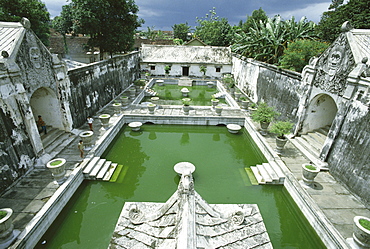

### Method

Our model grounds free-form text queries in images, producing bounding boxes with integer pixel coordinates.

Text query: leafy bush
[0,210,7,220]
[269,121,294,139]
[251,102,279,123]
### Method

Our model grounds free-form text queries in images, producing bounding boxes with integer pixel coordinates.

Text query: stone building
[140,44,232,78]
[0,19,139,193]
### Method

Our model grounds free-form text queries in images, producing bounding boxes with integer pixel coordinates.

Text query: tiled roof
[0,21,24,59]
[141,44,232,65]
[348,29,370,64]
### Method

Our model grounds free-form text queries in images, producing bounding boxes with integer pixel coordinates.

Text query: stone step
[295,136,320,158]
[97,161,112,180]
[44,132,71,154]
[318,125,330,136]
[269,161,285,183]
[83,157,100,175]
[103,163,118,181]
[262,163,279,182]
[256,164,272,183]
[302,133,324,152]
[89,159,107,179]
[250,166,264,184]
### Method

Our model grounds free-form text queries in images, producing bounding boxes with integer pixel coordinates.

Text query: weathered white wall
[302,93,338,133]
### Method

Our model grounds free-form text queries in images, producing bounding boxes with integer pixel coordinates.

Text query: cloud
[270,2,331,23]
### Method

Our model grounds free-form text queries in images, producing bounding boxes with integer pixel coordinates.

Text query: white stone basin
[174,162,195,175]
[128,122,143,131]
[227,124,242,134]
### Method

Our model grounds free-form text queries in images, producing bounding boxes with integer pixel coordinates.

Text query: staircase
[81,157,123,181]
[41,127,77,158]
[289,126,330,170]
[249,161,285,185]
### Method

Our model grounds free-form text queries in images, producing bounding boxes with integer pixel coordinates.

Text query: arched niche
[30,87,64,130]
[301,94,338,134]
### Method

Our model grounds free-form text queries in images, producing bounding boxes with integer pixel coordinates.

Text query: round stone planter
[46,158,66,185]
[260,121,270,136]
[120,96,129,106]
[79,131,94,150]
[215,106,223,116]
[150,97,159,105]
[147,103,156,114]
[0,208,16,247]
[211,99,219,107]
[353,216,370,248]
[275,136,288,154]
[99,114,111,129]
[128,122,142,132]
[302,163,320,185]
[227,124,242,134]
[241,100,249,109]
[129,87,136,99]
[235,92,241,101]
[181,87,189,97]
[207,81,215,88]
[183,105,190,115]
[113,103,122,115]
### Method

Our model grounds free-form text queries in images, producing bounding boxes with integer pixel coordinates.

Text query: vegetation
[317,0,370,42]
[359,218,370,230]
[199,65,207,75]
[134,79,145,86]
[269,121,294,139]
[239,96,247,101]
[279,39,329,72]
[172,22,190,42]
[0,0,50,46]
[0,210,7,220]
[251,102,279,123]
[305,164,317,171]
[232,15,317,65]
[164,65,171,74]
[50,160,63,166]
[182,98,191,106]
[55,0,143,59]
[223,74,235,88]
[194,8,234,46]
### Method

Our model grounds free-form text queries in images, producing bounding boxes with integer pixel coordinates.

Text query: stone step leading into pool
[250,162,285,185]
[81,157,121,181]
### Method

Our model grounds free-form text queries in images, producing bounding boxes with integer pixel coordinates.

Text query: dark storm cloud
[44,0,331,30]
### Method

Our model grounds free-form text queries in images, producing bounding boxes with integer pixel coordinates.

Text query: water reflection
[148,130,157,140]
[180,132,190,145]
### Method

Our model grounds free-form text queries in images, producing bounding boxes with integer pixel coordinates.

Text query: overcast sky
[43,0,332,31]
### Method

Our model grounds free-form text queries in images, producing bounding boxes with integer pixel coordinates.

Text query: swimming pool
[36,124,325,248]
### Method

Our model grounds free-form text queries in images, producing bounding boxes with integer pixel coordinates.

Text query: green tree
[70,0,143,59]
[194,8,234,46]
[317,0,370,42]
[52,4,74,54]
[240,8,268,33]
[279,39,329,72]
[232,15,316,65]
[172,22,190,42]
[0,0,50,45]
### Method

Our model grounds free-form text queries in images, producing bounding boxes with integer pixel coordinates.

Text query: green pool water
[143,84,227,106]
[36,125,325,249]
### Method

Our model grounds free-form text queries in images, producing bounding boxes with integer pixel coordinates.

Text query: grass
[50,160,63,166]
[360,218,370,230]
[0,210,7,220]
[305,165,317,171]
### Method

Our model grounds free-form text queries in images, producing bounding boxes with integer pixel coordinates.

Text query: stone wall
[232,55,302,121]
[68,52,140,128]
[325,100,370,205]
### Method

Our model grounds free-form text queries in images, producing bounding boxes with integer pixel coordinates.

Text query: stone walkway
[1,102,369,248]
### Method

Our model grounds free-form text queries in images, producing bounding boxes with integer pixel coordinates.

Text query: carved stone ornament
[29,47,42,69]
[314,34,355,96]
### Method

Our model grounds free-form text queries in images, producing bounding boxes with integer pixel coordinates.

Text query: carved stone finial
[361,57,368,64]
[20,17,31,29]
[341,21,353,32]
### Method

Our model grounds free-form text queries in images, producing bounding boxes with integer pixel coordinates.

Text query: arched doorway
[301,94,338,134]
[30,87,64,131]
